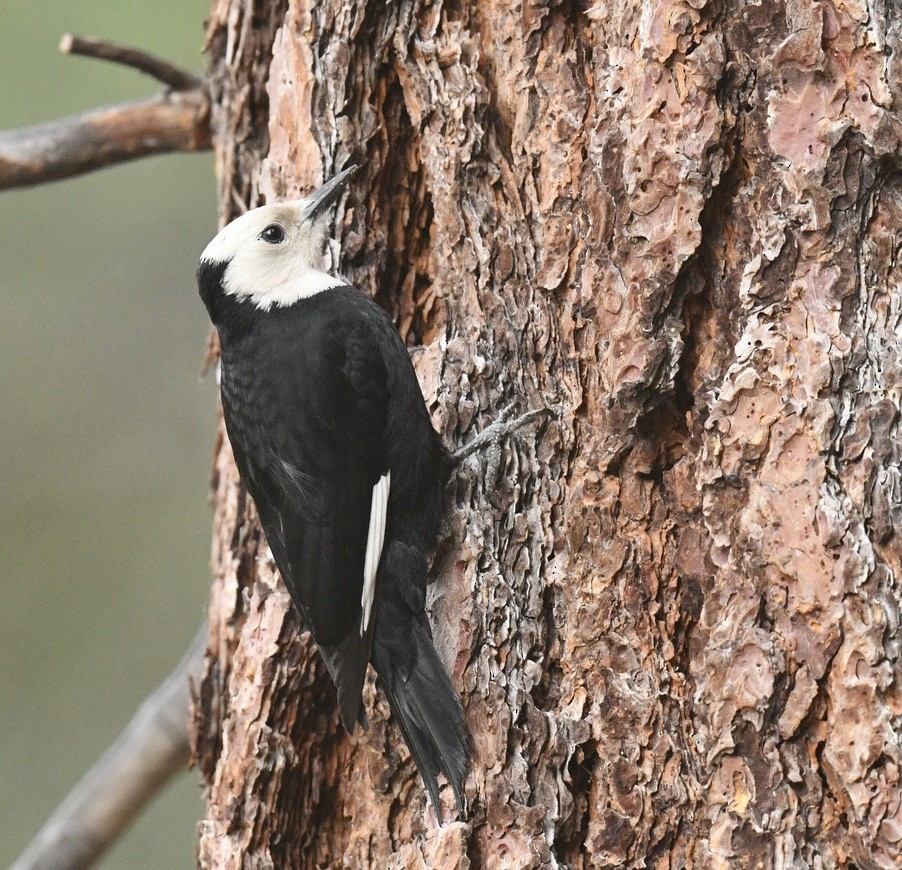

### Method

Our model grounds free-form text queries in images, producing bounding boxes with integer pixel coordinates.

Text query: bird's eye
[260,224,285,244]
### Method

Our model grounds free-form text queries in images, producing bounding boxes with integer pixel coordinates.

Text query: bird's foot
[452,405,550,461]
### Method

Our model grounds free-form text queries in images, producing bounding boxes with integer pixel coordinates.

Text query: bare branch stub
[0,92,211,190]
[59,33,204,91]
[0,34,211,191]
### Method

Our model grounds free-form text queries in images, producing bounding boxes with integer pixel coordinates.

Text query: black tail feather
[320,622,374,733]
[373,621,469,821]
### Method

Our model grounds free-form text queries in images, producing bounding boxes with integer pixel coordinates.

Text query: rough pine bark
[191,1,902,867]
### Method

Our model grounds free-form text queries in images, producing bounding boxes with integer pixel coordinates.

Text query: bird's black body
[198,258,467,815]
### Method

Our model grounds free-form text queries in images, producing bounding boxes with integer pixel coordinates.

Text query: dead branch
[0,36,210,191]
[0,94,211,189]
[59,34,204,91]
[11,627,207,870]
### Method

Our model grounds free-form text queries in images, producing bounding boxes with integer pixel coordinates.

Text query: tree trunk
[191,1,902,867]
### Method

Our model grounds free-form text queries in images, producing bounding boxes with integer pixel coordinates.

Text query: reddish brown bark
[192,1,902,867]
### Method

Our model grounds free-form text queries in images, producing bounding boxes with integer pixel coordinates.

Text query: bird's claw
[452,406,551,461]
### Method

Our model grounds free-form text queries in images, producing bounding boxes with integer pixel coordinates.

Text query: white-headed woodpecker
[197,166,468,818]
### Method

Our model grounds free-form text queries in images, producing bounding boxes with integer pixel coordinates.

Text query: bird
[197,164,468,819]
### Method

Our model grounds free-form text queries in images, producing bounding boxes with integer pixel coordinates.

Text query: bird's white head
[199,165,358,311]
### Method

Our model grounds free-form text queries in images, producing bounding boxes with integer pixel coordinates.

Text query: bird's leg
[452,406,550,461]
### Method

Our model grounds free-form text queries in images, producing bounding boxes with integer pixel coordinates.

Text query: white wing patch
[361,472,390,635]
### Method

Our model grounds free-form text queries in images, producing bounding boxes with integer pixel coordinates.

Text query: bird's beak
[301,164,359,222]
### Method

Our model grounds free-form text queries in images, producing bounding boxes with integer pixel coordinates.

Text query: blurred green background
[0,2,217,867]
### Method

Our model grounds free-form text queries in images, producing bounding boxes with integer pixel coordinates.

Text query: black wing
[226,306,389,731]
